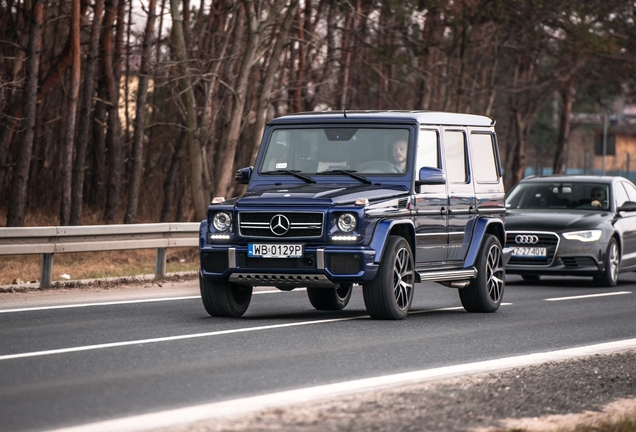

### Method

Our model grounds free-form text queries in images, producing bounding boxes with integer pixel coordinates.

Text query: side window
[614,183,629,208]
[622,181,636,202]
[443,130,468,183]
[470,132,499,183]
[416,129,440,170]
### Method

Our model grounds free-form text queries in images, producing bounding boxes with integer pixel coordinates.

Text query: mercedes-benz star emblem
[270,214,290,236]
[515,234,539,244]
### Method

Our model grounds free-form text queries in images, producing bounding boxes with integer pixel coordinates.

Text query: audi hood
[505,209,613,232]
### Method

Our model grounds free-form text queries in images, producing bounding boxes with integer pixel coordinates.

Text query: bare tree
[124,0,158,224]
[169,0,208,220]
[6,0,43,227]
[70,0,105,225]
[59,0,81,226]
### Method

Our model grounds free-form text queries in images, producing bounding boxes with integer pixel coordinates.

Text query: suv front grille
[507,231,559,266]
[239,212,323,238]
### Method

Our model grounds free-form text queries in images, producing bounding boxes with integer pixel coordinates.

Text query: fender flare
[463,217,505,268]
[369,219,416,264]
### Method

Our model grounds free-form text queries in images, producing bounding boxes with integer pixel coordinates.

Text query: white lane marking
[0,288,304,314]
[48,338,636,432]
[545,291,632,302]
[0,316,361,361]
[0,296,201,314]
[0,303,511,361]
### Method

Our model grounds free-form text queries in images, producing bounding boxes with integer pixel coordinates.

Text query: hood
[236,183,409,206]
[505,209,613,232]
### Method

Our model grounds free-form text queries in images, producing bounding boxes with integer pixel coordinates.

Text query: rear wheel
[199,275,252,317]
[363,236,414,320]
[307,284,353,310]
[594,238,619,287]
[459,234,504,312]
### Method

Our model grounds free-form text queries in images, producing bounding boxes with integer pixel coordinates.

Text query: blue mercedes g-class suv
[199,111,508,319]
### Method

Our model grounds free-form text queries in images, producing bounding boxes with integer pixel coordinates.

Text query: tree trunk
[170,0,208,220]
[552,81,574,175]
[6,0,43,227]
[214,0,262,198]
[124,0,158,224]
[59,0,81,226]
[103,0,123,223]
[70,0,105,225]
[249,0,298,164]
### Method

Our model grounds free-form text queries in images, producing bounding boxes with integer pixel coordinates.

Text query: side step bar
[416,267,477,283]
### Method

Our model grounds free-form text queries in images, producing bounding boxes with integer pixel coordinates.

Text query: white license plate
[248,244,303,258]
[511,247,547,258]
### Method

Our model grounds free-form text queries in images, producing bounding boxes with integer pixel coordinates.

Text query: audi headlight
[562,230,602,242]
[212,211,232,232]
[337,213,357,233]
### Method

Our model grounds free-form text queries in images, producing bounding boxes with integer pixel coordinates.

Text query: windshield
[506,182,610,210]
[259,127,410,175]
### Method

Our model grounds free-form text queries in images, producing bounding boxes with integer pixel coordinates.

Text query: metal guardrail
[0,223,200,287]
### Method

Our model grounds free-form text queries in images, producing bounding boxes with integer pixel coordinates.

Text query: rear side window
[443,130,467,183]
[470,133,499,183]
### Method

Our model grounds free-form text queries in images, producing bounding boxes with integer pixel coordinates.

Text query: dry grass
[0,247,199,285]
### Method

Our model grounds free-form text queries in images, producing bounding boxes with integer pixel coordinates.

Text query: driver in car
[591,186,607,208]
[390,139,408,172]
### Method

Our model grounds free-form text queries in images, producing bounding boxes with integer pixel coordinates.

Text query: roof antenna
[343,108,347,118]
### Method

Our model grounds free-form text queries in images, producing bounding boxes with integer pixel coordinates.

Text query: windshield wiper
[261,169,315,183]
[316,169,372,184]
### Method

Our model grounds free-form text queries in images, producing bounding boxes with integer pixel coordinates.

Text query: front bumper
[505,231,606,276]
[200,245,380,287]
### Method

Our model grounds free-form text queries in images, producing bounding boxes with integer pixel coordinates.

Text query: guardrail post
[155,247,167,279]
[41,253,54,288]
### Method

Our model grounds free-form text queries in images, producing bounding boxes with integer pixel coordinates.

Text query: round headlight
[212,212,232,232]
[337,213,357,233]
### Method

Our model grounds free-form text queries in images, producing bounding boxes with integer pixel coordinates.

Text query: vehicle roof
[519,175,629,185]
[267,110,494,127]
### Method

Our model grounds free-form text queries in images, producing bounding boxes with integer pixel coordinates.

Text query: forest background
[1,0,635,228]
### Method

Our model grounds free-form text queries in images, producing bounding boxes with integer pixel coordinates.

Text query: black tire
[594,237,620,287]
[521,274,541,281]
[199,274,253,317]
[363,236,415,320]
[307,284,353,310]
[459,234,504,313]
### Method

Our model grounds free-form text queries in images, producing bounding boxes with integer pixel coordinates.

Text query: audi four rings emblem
[270,214,290,236]
[515,234,539,244]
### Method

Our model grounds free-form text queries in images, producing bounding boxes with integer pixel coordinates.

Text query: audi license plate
[248,244,303,258]
[511,247,546,258]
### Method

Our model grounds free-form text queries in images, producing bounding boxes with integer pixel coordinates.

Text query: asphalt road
[1,274,636,432]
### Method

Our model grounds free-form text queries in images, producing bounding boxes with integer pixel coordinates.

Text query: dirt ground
[155,350,636,432]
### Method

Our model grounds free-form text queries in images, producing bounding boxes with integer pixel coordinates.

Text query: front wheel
[307,284,353,310]
[363,236,414,320]
[459,234,504,312]
[199,275,253,317]
[594,238,620,287]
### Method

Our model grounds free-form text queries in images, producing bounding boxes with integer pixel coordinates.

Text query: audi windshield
[506,182,610,210]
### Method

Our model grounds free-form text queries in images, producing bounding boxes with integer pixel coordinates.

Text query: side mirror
[415,166,446,186]
[235,166,253,184]
[618,201,636,212]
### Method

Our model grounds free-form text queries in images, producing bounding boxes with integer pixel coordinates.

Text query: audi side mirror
[618,201,636,212]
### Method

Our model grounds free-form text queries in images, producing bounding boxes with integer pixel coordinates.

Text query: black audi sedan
[505,175,636,286]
